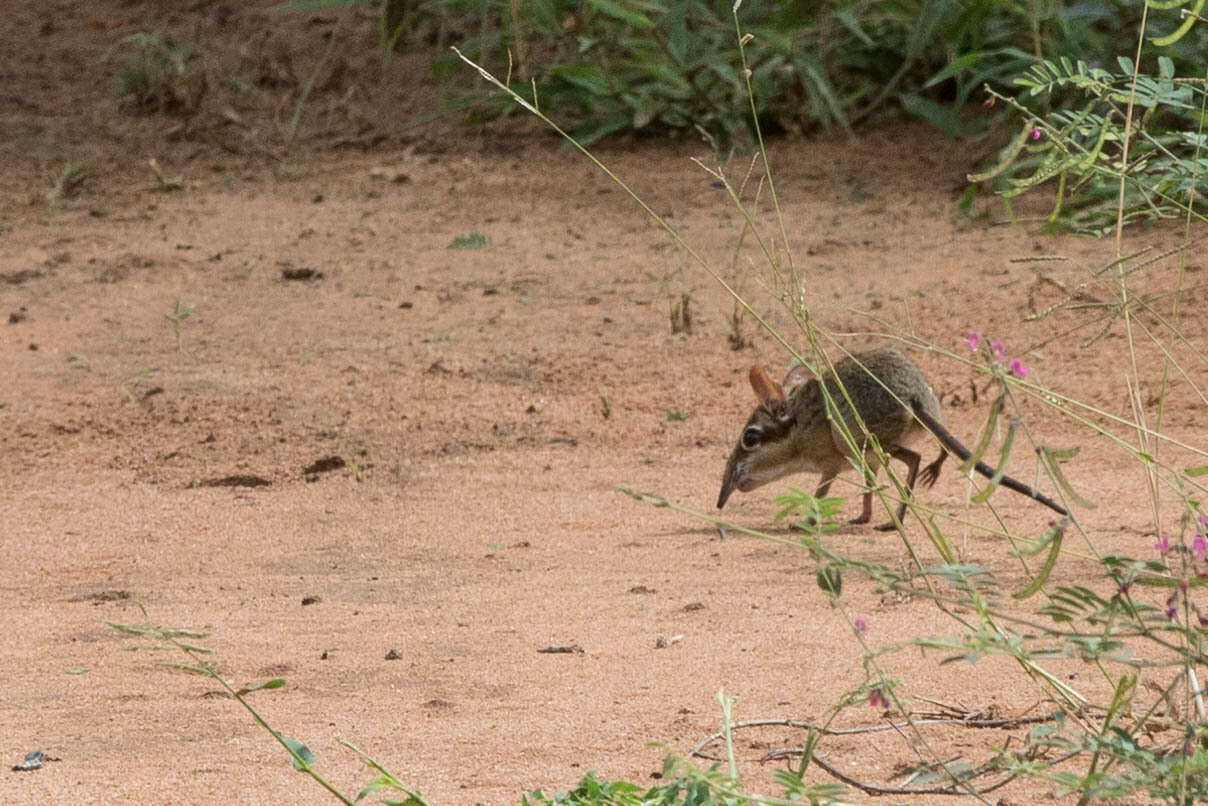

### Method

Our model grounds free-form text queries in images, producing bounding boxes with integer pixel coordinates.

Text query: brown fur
[717,347,1068,528]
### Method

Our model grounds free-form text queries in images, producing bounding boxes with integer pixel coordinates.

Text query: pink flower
[868,689,890,709]
[1008,358,1028,378]
[1197,514,1208,532]
[966,331,981,351]
[854,618,867,633]
[1165,594,1178,620]
[1155,535,1172,554]
[1194,535,1207,563]
[1031,127,1042,141]
[990,340,1006,362]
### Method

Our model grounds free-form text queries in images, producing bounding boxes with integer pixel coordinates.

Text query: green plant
[422,0,1199,147]
[972,49,1208,235]
[110,32,198,112]
[164,297,195,352]
[524,691,845,805]
[45,163,89,206]
[447,231,490,248]
[109,605,431,806]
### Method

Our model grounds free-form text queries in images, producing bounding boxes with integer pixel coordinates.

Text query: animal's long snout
[717,458,739,509]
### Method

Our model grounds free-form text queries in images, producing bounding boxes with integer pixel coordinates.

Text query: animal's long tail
[912,401,1069,518]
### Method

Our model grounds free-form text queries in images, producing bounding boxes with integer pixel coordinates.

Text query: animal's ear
[749,365,788,418]
[782,363,812,400]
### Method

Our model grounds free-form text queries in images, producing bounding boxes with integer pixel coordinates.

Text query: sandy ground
[4,3,1207,805]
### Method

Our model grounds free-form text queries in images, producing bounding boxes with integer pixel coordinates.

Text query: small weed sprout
[164,297,195,352]
[447,232,489,249]
[46,164,89,206]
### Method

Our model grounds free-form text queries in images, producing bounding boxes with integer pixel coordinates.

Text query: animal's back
[824,349,939,451]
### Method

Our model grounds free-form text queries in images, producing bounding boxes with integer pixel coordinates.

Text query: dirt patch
[3,3,1205,805]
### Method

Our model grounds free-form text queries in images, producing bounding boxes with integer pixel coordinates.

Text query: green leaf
[970,417,1019,504]
[1040,446,1096,510]
[570,115,631,146]
[958,184,977,215]
[235,678,286,696]
[282,735,315,771]
[969,124,1034,183]
[584,0,655,30]
[832,6,874,46]
[816,565,842,597]
[959,393,1003,475]
[923,51,984,89]
[1116,55,1135,75]
[899,92,960,140]
[1013,522,1064,599]
[550,64,610,96]
[1046,445,1081,462]
[796,57,852,134]
[1186,465,1208,477]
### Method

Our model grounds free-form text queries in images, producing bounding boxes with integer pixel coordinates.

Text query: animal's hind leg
[875,445,922,531]
[919,451,946,488]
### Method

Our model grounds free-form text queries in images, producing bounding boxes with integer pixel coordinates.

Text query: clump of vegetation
[110,31,200,113]
[973,49,1208,235]
[447,231,490,249]
[45,163,89,207]
[407,0,1203,148]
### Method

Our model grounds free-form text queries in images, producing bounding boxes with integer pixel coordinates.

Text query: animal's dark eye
[741,427,762,450]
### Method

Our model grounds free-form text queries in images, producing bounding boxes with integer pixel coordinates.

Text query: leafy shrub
[974,51,1207,233]
[422,0,1208,146]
